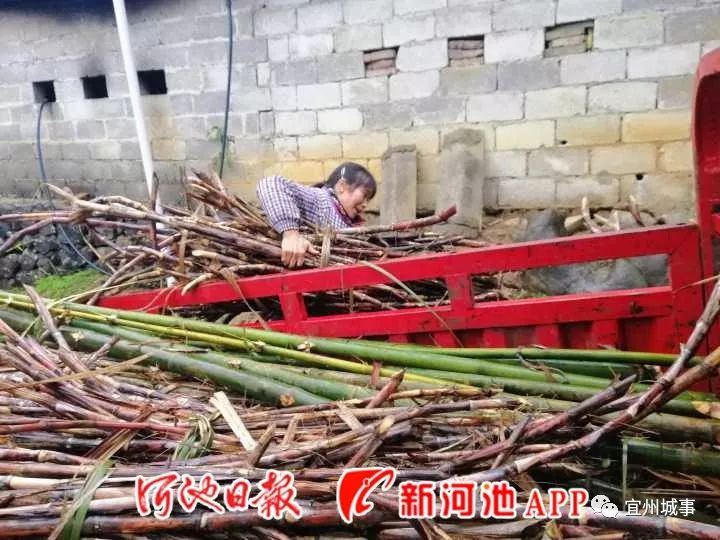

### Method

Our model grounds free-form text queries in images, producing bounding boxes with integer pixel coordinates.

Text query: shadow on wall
[0,0,171,19]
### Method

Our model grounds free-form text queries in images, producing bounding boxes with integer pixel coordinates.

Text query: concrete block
[623,0,695,10]
[290,33,334,59]
[62,99,125,121]
[88,141,122,161]
[297,1,342,31]
[389,71,440,99]
[0,86,21,105]
[496,121,555,150]
[318,108,364,133]
[119,142,142,160]
[493,1,556,31]
[467,92,523,122]
[622,172,693,218]
[298,134,342,159]
[48,121,75,141]
[557,0,621,23]
[668,7,720,44]
[342,132,389,158]
[61,142,91,160]
[560,50,626,85]
[588,82,657,113]
[485,151,527,178]
[344,0,393,24]
[498,58,560,91]
[497,178,555,208]
[528,147,589,176]
[621,111,691,143]
[525,86,586,120]
[268,37,290,62]
[173,117,207,140]
[383,15,436,47]
[272,86,298,111]
[335,24,383,52]
[297,83,342,109]
[591,144,656,174]
[231,38,268,64]
[318,52,365,83]
[396,40,448,72]
[394,0,445,15]
[440,64,497,96]
[594,13,663,50]
[362,102,414,129]
[166,70,204,94]
[342,78,388,106]
[258,63,271,87]
[628,44,700,79]
[254,7,296,36]
[193,92,227,114]
[659,141,693,172]
[381,146,417,223]
[658,76,693,110]
[265,160,325,184]
[276,111,317,135]
[389,128,439,155]
[231,88,273,112]
[557,115,620,146]
[437,129,485,230]
[485,29,544,63]
[205,66,256,92]
[411,96,466,125]
[76,120,106,140]
[105,119,136,139]
[436,7,491,37]
[272,59,318,86]
[274,137,299,161]
[555,176,620,207]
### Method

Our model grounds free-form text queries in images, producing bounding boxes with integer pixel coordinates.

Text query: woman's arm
[256,175,320,267]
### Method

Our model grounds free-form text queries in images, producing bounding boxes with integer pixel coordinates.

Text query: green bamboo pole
[401,367,707,418]
[592,438,720,476]
[0,309,327,407]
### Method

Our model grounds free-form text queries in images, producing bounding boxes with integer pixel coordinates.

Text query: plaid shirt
[256,175,354,233]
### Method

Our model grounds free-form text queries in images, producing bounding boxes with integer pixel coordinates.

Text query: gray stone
[335,24,383,52]
[435,129,484,234]
[254,7,297,36]
[492,1,556,31]
[383,15,436,47]
[318,52,365,82]
[439,64,497,95]
[76,120,106,140]
[234,38,269,63]
[521,210,648,295]
[485,29,544,63]
[666,7,720,44]
[289,33,334,59]
[362,101,413,129]
[297,1,342,31]
[272,59,318,86]
[412,97,465,126]
[381,146,417,224]
[498,58,560,91]
[658,76,693,110]
[594,13,664,50]
[436,7,492,38]
[344,0,393,24]
[557,0,621,23]
[627,43,700,79]
[342,78,388,105]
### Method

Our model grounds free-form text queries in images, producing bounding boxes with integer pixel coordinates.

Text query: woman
[257,162,377,268]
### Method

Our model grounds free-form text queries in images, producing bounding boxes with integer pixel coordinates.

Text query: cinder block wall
[0,0,718,220]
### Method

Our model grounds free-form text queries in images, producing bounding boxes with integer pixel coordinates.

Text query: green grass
[11,269,106,299]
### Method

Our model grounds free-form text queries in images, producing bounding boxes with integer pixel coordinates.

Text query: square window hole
[82,75,108,99]
[448,36,485,66]
[545,20,594,57]
[32,80,56,103]
[363,47,398,77]
[138,69,167,95]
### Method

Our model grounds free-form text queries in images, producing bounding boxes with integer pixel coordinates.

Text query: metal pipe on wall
[111,0,158,206]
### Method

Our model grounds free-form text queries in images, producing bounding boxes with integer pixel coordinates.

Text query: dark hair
[320,162,377,199]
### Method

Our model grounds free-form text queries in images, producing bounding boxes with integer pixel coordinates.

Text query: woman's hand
[281,230,318,268]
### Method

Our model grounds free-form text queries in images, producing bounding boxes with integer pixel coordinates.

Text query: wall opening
[32,80,56,103]
[545,20,594,57]
[82,75,109,99]
[364,47,398,77]
[448,36,484,67]
[138,69,168,95]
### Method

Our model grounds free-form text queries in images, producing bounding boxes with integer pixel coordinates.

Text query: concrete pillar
[380,145,417,224]
[436,129,485,237]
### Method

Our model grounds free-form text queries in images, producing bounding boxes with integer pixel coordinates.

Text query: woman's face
[336,180,371,220]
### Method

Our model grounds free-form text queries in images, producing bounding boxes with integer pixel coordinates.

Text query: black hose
[218,0,233,179]
[36,100,110,275]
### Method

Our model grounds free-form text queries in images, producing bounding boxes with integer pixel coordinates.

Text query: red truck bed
[99,50,720,392]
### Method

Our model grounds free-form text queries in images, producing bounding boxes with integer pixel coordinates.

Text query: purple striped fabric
[256,175,353,232]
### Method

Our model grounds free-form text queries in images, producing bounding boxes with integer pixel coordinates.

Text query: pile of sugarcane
[0,286,719,538]
[0,173,496,315]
